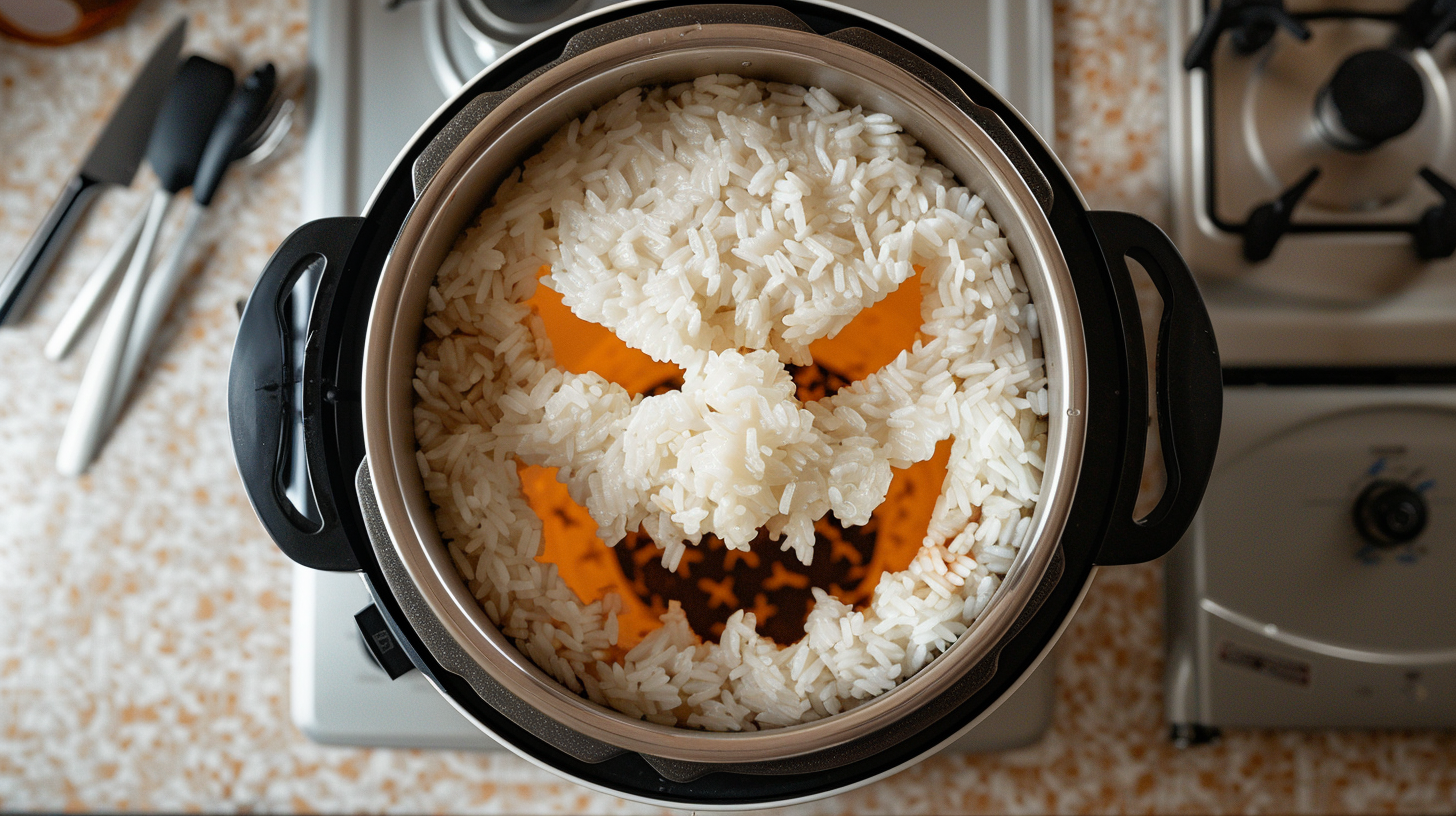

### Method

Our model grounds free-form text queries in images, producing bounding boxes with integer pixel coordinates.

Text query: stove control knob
[1314,49,1426,152]
[1353,480,1429,548]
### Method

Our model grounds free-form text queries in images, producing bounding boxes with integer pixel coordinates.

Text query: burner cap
[1316,49,1426,152]
[424,0,592,96]
[473,0,579,25]
[458,0,585,41]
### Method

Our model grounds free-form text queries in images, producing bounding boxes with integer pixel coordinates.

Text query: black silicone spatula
[107,63,279,429]
[57,55,235,476]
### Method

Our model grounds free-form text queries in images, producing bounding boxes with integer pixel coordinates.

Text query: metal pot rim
[359,15,1088,765]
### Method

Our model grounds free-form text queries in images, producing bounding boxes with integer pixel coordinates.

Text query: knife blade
[0,17,186,327]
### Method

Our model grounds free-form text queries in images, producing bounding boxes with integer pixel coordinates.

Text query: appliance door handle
[1088,210,1222,566]
[228,217,365,572]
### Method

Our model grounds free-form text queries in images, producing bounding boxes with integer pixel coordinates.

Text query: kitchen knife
[0,17,186,327]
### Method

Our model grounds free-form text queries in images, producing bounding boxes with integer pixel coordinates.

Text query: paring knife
[0,17,186,327]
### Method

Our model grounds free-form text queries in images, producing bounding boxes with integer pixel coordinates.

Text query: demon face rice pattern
[412,76,1048,730]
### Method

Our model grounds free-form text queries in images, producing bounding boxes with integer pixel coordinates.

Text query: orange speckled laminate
[0,0,1452,812]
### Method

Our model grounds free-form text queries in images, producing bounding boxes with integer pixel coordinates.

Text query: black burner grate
[1187,0,1455,259]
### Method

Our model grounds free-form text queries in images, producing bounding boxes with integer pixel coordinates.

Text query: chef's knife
[0,17,186,327]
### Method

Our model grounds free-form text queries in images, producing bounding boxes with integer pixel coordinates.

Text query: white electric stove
[292,0,1060,751]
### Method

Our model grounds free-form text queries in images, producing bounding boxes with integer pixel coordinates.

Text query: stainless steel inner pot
[358,10,1088,766]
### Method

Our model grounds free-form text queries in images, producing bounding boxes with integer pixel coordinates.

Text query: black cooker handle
[1088,211,1222,566]
[229,217,365,572]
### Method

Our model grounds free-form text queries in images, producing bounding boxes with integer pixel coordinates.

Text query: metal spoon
[56,55,236,477]
[234,93,294,168]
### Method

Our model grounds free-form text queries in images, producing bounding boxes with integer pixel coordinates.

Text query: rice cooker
[227,1,1223,808]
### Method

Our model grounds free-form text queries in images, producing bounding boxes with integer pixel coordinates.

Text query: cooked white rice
[413,76,1049,731]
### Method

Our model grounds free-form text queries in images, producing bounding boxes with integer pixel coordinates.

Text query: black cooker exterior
[229,1,1221,805]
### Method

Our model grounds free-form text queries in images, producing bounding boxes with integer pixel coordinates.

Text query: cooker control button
[1353,480,1429,548]
[1314,49,1426,152]
[355,603,417,680]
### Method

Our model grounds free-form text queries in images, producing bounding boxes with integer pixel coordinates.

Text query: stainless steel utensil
[57,55,236,476]
[233,95,294,168]
[43,205,148,360]
[0,18,186,327]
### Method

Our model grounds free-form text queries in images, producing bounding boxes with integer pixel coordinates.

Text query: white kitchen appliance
[1166,0,1456,743]
[292,0,1060,752]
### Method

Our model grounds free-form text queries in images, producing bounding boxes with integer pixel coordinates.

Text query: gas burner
[1172,0,1456,313]
[1235,20,1447,219]
[1193,3,1455,260]
[422,0,597,95]
[1167,2,1456,746]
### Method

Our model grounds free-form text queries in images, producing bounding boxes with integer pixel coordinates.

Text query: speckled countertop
[1,1,1453,813]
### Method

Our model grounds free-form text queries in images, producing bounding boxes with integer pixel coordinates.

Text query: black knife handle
[0,175,106,327]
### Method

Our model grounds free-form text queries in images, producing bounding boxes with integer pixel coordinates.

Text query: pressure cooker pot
[228,1,1222,808]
